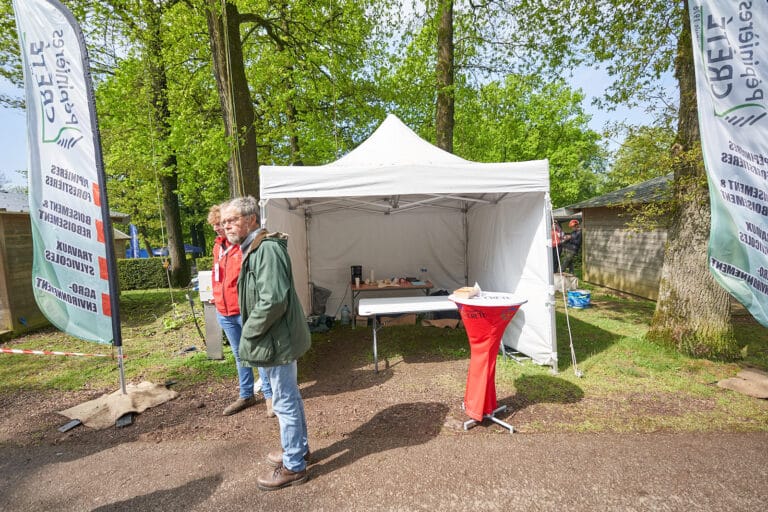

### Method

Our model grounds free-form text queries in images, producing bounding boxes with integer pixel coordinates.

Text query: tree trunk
[190,221,206,257]
[140,226,153,257]
[435,0,454,153]
[158,164,188,285]
[145,2,188,287]
[206,0,260,198]
[647,0,736,357]
[276,15,302,166]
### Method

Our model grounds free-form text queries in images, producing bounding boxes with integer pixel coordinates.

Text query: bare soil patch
[1,324,747,451]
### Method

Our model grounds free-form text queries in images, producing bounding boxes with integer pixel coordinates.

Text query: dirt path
[2,432,767,511]
[2,331,767,510]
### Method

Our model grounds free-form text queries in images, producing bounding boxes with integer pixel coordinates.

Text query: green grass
[1,286,767,432]
[489,289,768,432]
[0,289,236,391]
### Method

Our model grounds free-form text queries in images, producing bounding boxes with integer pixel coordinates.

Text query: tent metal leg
[462,405,513,433]
[372,315,379,373]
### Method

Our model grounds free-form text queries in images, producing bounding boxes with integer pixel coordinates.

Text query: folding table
[351,281,433,327]
[357,295,457,372]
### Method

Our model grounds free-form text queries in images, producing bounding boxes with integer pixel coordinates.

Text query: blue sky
[1,70,668,190]
[0,78,27,188]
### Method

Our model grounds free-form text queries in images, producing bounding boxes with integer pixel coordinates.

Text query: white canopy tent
[259,114,558,368]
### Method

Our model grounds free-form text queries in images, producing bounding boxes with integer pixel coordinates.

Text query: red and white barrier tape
[0,347,125,358]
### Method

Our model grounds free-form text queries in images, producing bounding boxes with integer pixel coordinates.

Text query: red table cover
[450,293,525,421]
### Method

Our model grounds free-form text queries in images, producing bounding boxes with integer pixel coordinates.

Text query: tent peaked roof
[260,114,549,200]
[331,114,468,167]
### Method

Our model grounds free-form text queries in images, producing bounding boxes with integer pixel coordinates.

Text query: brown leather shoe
[266,449,311,468]
[222,397,256,416]
[257,464,308,491]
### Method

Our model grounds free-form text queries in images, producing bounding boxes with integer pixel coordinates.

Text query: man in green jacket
[221,196,312,490]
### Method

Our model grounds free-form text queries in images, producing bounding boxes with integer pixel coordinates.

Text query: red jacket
[551,224,563,248]
[212,236,242,316]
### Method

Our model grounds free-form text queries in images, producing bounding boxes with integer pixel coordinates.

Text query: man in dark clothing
[207,204,273,417]
[222,196,312,491]
[560,219,582,274]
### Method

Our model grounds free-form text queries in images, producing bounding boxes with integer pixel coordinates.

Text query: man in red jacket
[208,204,273,417]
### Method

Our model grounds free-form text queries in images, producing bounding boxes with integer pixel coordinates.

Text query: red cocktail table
[450,291,527,433]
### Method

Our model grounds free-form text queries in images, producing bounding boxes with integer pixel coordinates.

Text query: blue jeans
[216,312,272,399]
[263,361,309,472]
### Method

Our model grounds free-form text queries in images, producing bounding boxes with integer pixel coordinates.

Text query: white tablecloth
[357,295,457,316]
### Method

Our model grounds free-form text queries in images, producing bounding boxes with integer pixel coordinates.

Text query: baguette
[453,286,479,299]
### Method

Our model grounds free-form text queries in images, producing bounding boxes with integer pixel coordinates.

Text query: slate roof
[0,190,29,212]
[566,173,673,210]
[552,207,582,221]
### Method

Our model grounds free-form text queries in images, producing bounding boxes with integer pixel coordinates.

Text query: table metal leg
[352,290,359,329]
[462,405,513,433]
[372,315,379,373]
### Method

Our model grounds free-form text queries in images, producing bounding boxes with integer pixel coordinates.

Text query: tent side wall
[306,207,467,318]
[467,193,557,367]
[263,201,311,315]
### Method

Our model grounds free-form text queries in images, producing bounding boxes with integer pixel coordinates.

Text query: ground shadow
[308,401,449,480]
[555,312,623,373]
[299,328,395,398]
[299,366,393,399]
[492,374,584,427]
[91,474,223,511]
[343,323,470,368]
[513,374,584,405]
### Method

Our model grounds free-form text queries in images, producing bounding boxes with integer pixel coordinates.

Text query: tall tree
[605,125,675,192]
[435,0,454,152]
[510,0,736,356]
[95,2,229,256]
[122,0,188,286]
[237,0,388,165]
[205,0,259,197]
[2,0,192,285]
[646,1,733,355]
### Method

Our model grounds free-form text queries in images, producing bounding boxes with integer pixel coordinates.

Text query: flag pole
[74,7,127,395]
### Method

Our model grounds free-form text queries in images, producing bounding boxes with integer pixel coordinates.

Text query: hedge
[196,256,213,273]
[117,258,173,290]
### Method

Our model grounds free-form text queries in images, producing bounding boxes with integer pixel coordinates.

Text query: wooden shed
[0,191,129,338]
[566,174,672,300]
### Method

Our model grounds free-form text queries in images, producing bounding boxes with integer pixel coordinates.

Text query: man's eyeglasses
[220,215,242,226]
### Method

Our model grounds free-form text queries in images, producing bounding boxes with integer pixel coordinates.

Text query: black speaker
[351,265,362,283]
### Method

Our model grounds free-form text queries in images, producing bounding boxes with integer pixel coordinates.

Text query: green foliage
[509,1,682,114]
[606,125,677,233]
[236,0,389,166]
[604,125,675,192]
[196,256,213,273]
[454,75,607,207]
[117,258,172,290]
[92,2,228,256]
[0,0,23,106]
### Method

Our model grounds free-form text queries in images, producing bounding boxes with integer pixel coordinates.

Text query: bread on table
[452,286,479,299]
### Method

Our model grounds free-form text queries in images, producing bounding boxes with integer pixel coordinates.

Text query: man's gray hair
[227,196,260,222]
